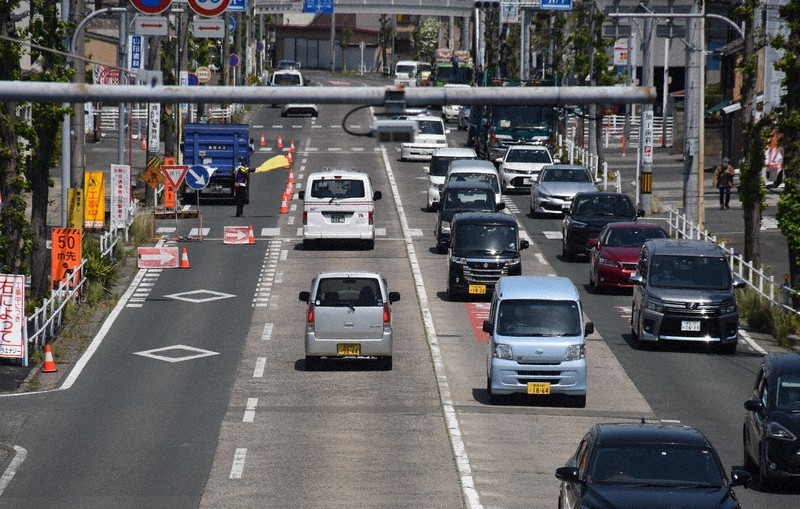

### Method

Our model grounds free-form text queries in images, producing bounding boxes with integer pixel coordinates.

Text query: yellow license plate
[337,343,360,356]
[468,284,487,294]
[527,382,551,395]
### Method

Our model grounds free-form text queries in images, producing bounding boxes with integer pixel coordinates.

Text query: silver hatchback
[299,272,400,370]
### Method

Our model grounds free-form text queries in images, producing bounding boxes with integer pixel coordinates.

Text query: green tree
[411,17,438,63]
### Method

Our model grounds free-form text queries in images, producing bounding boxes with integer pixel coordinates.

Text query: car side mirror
[520,239,530,250]
[744,399,764,413]
[423,166,430,173]
[298,190,305,200]
[585,321,594,335]
[729,469,752,488]
[587,238,599,249]
[553,158,561,164]
[595,178,603,185]
[496,202,506,211]
[445,129,452,134]
[637,209,645,217]
[431,202,439,211]
[494,157,502,164]
[629,273,644,285]
[555,466,581,484]
[299,291,310,302]
[389,291,401,303]
[482,320,493,333]
[373,191,382,201]
[733,277,747,289]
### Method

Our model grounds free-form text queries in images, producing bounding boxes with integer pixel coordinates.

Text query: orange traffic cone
[287,151,293,164]
[180,247,190,269]
[285,180,293,196]
[248,225,256,244]
[280,192,289,214]
[288,167,295,184]
[290,140,296,153]
[141,136,147,150]
[277,135,283,149]
[260,133,266,147]
[42,344,57,373]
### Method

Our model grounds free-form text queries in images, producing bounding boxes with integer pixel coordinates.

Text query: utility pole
[638,0,655,216]
[683,1,703,225]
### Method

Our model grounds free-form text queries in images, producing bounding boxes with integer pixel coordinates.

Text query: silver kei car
[299,272,400,370]
[530,164,598,217]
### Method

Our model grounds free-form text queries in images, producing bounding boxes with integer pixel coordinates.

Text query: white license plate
[522,177,532,185]
[331,214,345,224]
[681,320,701,332]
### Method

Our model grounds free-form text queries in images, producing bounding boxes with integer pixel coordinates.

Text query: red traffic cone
[287,151,293,164]
[180,247,191,269]
[285,180,293,196]
[141,136,147,150]
[259,133,266,147]
[280,192,289,214]
[248,225,256,244]
[288,167,295,184]
[290,140,296,153]
[42,344,58,373]
[277,135,283,149]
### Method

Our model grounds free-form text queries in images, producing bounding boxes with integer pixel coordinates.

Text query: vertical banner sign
[128,35,144,70]
[84,171,106,229]
[148,102,161,152]
[51,228,82,290]
[179,70,188,113]
[0,274,26,363]
[111,164,131,229]
[67,188,85,229]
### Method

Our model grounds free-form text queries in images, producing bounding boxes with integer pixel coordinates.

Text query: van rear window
[310,179,366,199]
[316,278,381,307]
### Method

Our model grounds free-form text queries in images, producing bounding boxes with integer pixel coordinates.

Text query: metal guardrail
[666,206,800,317]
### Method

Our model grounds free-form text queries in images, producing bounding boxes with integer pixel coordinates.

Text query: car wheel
[719,341,738,355]
[572,394,587,408]
[380,356,392,371]
[447,285,459,302]
[363,239,375,250]
[562,240,575,262]
[588,269,600,294]
[303,239,313,250]
[743,429,756,472]
[487,377,501,405]
[757,451,772,490]
[305,356,318,370]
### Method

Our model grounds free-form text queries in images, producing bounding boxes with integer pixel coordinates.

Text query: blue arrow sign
[540,0,572,10]
[185,165,210,190]
[227,0,246,12]
[304,0,333,14]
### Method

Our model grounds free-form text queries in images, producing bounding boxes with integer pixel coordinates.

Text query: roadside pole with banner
[0,274,27,366]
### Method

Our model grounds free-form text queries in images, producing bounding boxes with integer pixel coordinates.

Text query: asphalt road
[1,70,798,508]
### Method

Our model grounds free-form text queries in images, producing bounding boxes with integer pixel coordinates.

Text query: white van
[394,60,421,87]
[400,115,449,161]
[298,168,382,250]
[444,159,503,207]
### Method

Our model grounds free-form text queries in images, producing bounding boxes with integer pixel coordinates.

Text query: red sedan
[588,222,667,292]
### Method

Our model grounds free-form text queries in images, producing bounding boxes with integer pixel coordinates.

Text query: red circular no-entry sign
[187,0,231,17]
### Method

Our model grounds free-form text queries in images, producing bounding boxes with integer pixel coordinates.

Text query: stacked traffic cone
[141,136,147,150]
[42,344,57,373]
[288,166,295,184]
[277,135,283,149]
[285,180,293,196]
[287,151,293,165]
[260,133,266,147]
[290,140,296,153]
[180,247,191,269]
[284,155,291,169]
[280,192,289,214]
[248,225,256,244]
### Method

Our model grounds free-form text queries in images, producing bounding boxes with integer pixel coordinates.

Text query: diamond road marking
[164,289,236,303]
[134,344,220,363]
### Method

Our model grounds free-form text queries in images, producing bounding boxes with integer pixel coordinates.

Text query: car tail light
[307,303,315,325]
[369,210,374,225]
[383,302,391,325]
[302,211,307,225]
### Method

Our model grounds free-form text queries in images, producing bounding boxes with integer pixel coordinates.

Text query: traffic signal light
[475,1,500,8]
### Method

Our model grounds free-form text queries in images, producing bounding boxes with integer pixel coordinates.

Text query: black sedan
[744,352,800,489]
[556,422,750,509]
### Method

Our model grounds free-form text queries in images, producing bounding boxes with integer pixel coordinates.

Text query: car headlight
[597,255,620,268]
[441,221,451,234]
[767,421,797,441]
[644,296,665,313]
[494,343,513,359]
[565,344,586,361]
[538,192,552,199]
[451,256,468,264]
[503,258,521,267]
[568,220,588,229]
[721,301,738,315]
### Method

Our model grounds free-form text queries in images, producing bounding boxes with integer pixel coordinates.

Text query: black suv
[744,352,800,489]
[561,191,640,261]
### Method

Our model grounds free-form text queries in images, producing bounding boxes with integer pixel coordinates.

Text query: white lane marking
[379,144,482,509]
[739,328,766,355]
[243,397,258,422]
[229,448,247,479]
[0,446,27,496]
[535,253,547,265]
[542,230,562,240]
[253,357,267,378]
[262,323,273,341]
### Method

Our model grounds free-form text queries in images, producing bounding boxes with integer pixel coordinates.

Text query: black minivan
[447,212,529,300]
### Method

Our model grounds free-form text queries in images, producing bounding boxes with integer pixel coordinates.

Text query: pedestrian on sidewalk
[713,157,735,209]
[234,158,250,217]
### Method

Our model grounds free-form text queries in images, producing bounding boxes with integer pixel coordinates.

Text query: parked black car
[744,352,800,489]
[561,191,641,261]
[556,422,750,509]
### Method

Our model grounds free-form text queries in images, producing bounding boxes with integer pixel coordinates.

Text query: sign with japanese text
[67,188,84,229]
[84,171,105,229]
[111,164,131,230]
[0,274,26,361]
[161,164,190,189]
[128,35,144,70]
[51,228,82,290]
[148,102,161,152]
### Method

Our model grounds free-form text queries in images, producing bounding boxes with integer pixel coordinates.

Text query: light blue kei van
[483,275,593,407]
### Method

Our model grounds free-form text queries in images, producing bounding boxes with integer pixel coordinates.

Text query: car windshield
[316,277,382,307]
[574,196,634,217]
[435,65,474,85]
[605,228,666,247]
[417,120,445,135]
[395,64,416,75]
[588,444,724,487]
[648,255,732,290]
[273,73,301,86]
[493,105,554,130]
[776,376,800,411]
[496,299,581,337]
[310,179,365,199]
[542,168,593,183]
[448,172,500,193]
[442,190,494,212]
[507,149,551,164]
[453,223,517,255]
[431,156,475,177]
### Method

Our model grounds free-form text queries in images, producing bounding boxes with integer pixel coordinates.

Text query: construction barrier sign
[51,228,82,290]
[84,171,105,229]
[67,188,84,229]
[111,164,131,230]
[0,274,26,364]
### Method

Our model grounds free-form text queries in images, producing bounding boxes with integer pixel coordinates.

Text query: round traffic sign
[195,66,211,84]
[256,41,264,53]
[187,73,199,86]
[229,54,239,68]
[187,0,231,17]
[185,165,210,190]
[130,0,173,15]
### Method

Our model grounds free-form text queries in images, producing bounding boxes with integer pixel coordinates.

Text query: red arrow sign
[223,226,251,245]
[161,164,189,189]
[137,247,179,268]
